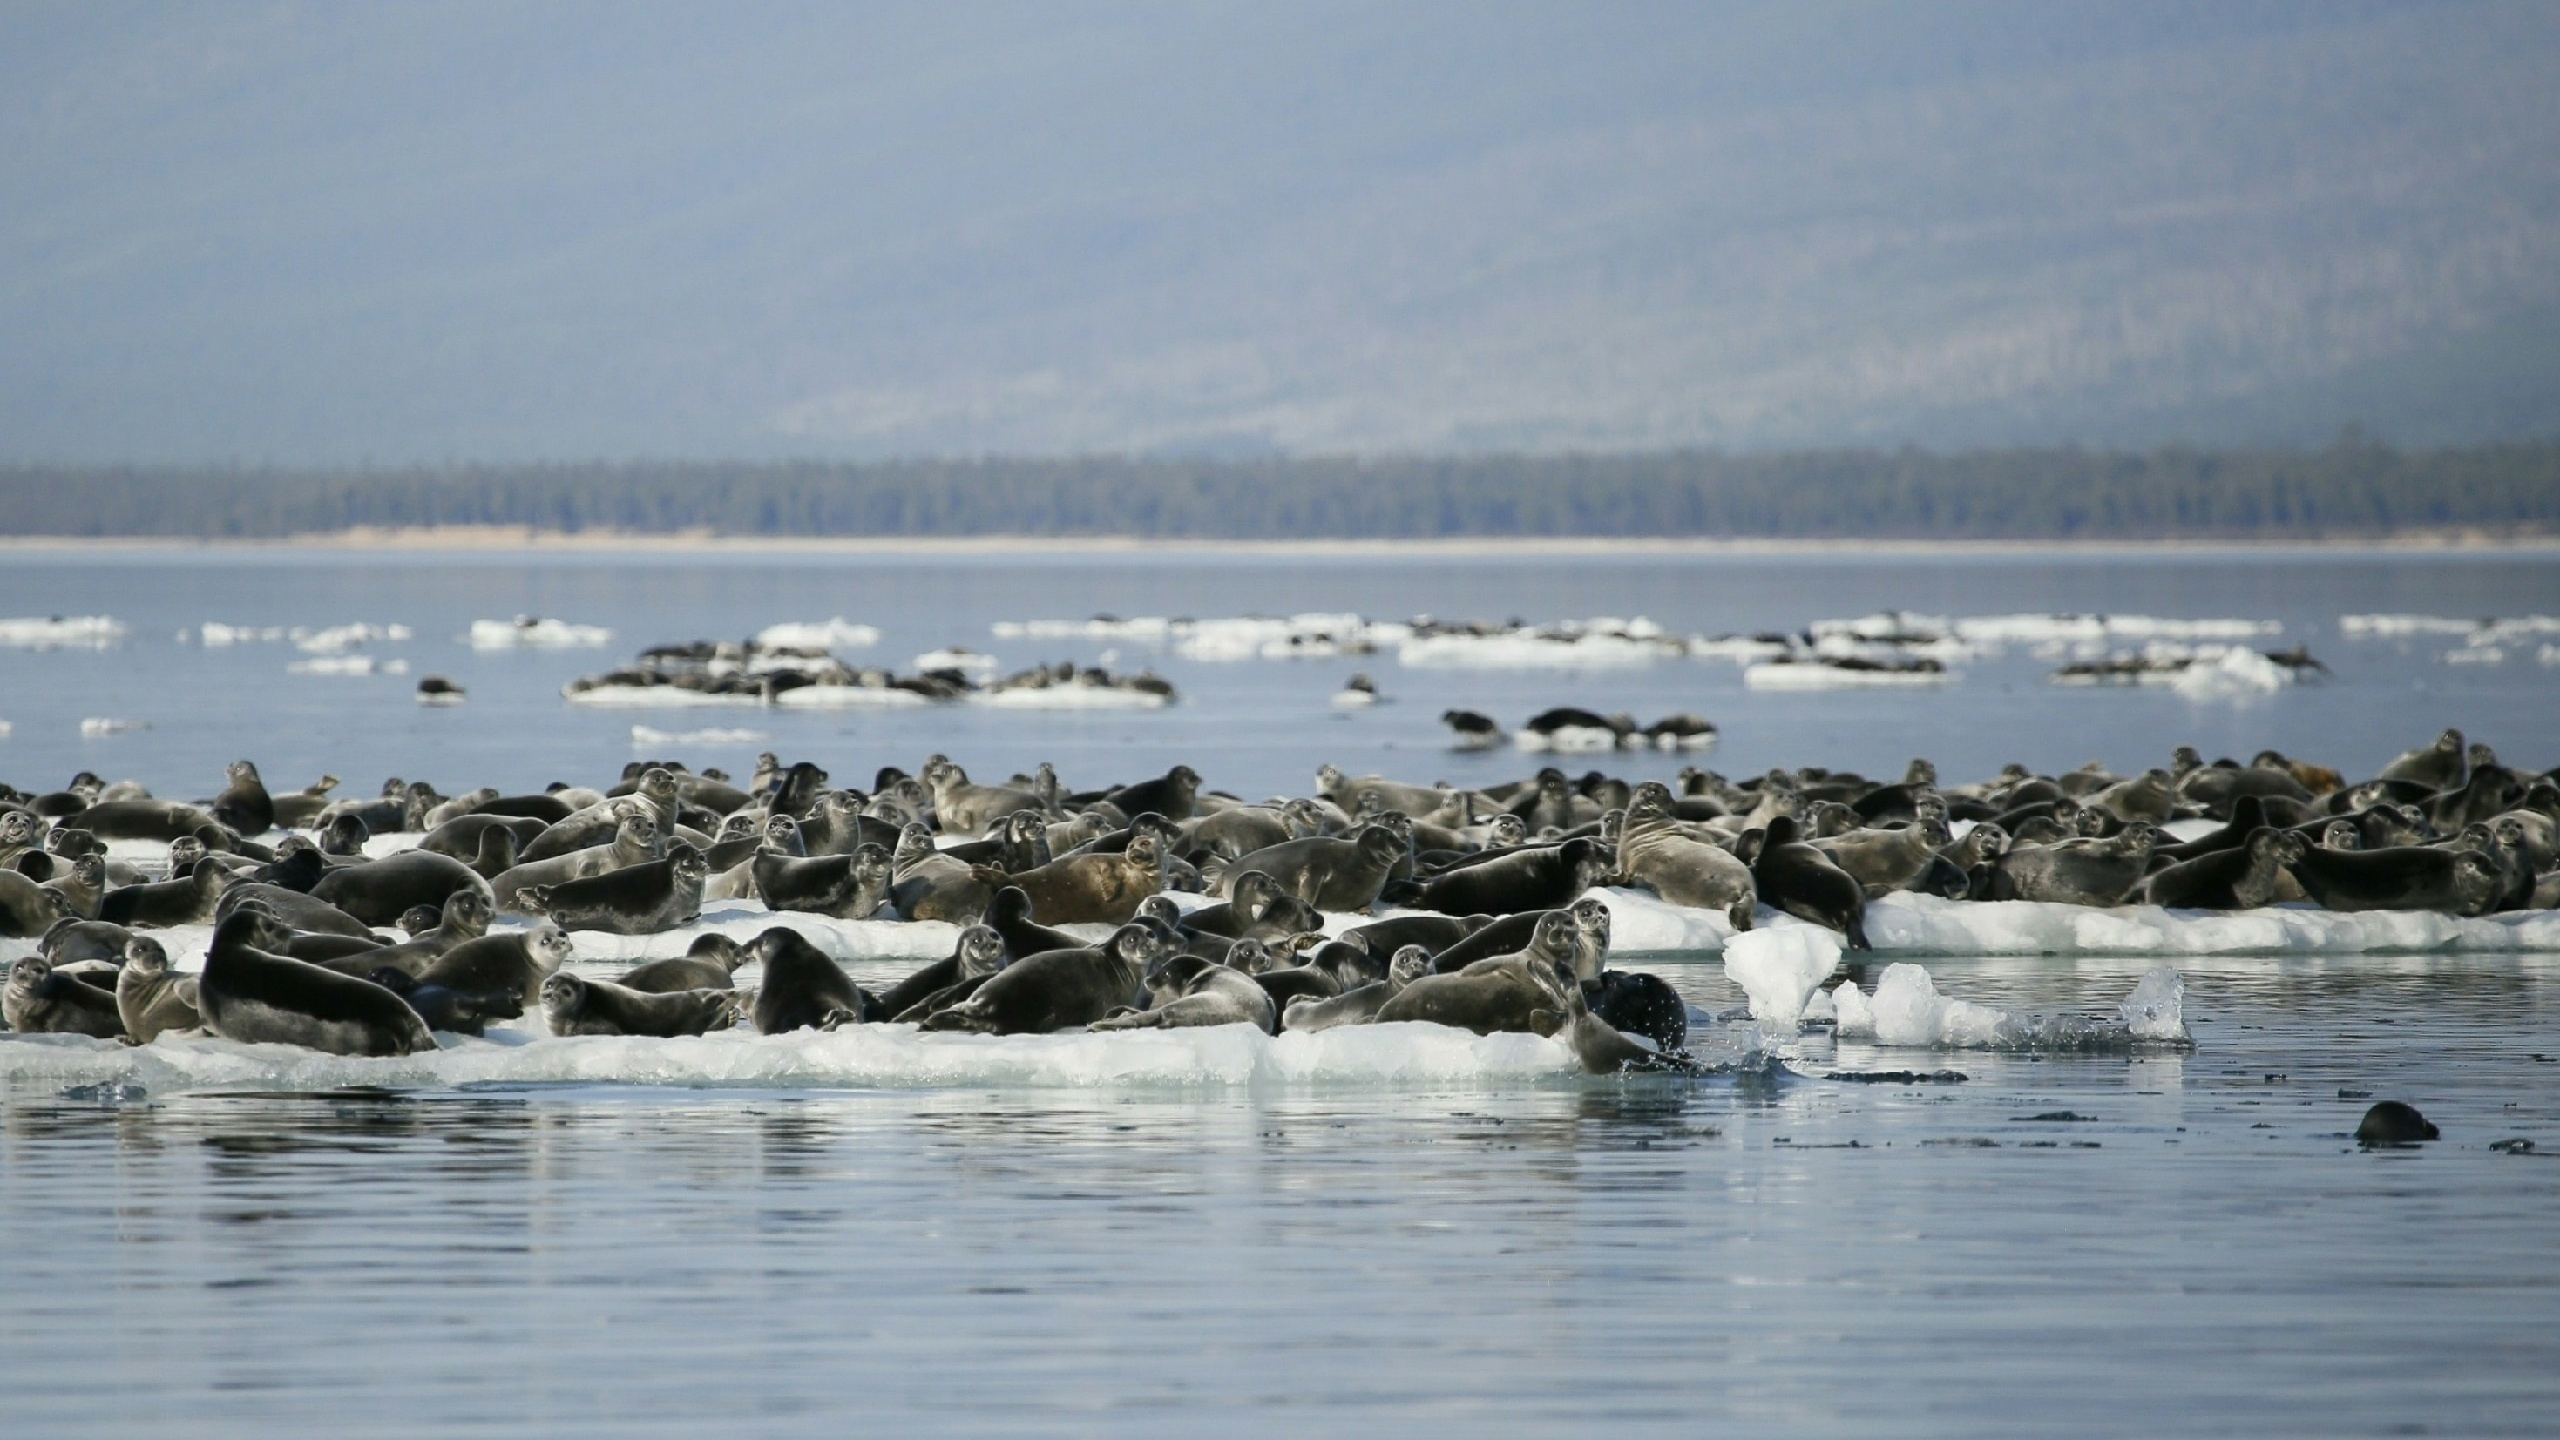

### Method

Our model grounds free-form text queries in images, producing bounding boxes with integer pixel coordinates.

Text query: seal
[1213,826,1404,912]
[2138,828,2305,910]
[419,813,550,870]
[196,909,435,1057]
[542,972,741,1038]
[1586,969,1689,1055]
[1552,975,1698,1074]
[1339,913,1487,959]
[1749,816,1871,949]
[618,934,751,994]
[1983,827,2157,908]
[516,794,660,865]
[1400,837,1611,918]
[366,967,522,1036]
[333,889,494,979]
[492,812,662,911]
[2376,729,2465,791]
[115,937,203,1043]
[1440,709,1506,750]
[890,823,996,924]
[1089,953,1276,1033]
[2289,843,2504,916]
[920,761,1047,839]
[40,853,107,923]
[268,773,341,830]
[918,922,1172,1035]
[1375,910,1580,1034]
[40,918,136,967]
[1281,945,1434,1032]
[986,833,1165,926]
[1616,786,1754,910]
[874,925,1009,1019]
[2356,1100,2438,1145]
[4,955,125,1038]
[98,857,231,928]
[518,843,707,935]
[211,760,276,835]
[311,848,494,928]
[1102,765,1203,824]
[214,883,377,939]
[753,842,893,920]
[63,798,216,842]
[747,926,868,1032]
[0,865,68,937]
[416,923,576,1007]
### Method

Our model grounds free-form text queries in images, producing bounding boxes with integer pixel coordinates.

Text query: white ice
[1742,662,1956,690]
[629,726,770,747]
[469,617,614,648]
[1952,613,2280,643]
[1721,926,1841,1028]
[291,623,411,653]
[2117,966,2186,1041]
[771,685,933,708]
[972,687,1171,710]
[568,687,767,708]
[289,655,408,676]
[196,622,286,645]
[78,717,146,736]
[913,648,1000,673]
[2168,645,2287,699]
[0,615,127,649]
[753,618,880,649]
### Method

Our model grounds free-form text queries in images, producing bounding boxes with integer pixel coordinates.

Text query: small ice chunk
[2118,966,2188,1041]
[1869,963,2014,1047]
[79,717,145,737]
[1799,987,1836,1022]
[1721,926,1841,1028]
[0,615,127,649]
[471,617,614,649]
[755,618,879,649]
[1831,979,1874,1037]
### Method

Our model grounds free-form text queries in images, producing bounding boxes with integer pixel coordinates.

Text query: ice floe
[1743,658,1955,690]
[754,619,880,650]
[1825,962,2188,1049]
[292,623,411,653]
[629,726,771,747]
[0,615,127,649]
[78,717,146,737]
[470,617,614,648]
[289,654,409,676]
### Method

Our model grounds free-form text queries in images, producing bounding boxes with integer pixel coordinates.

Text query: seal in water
[1749,816,1871,950]
[1088,953,1276,1033]
[748,926,868,1032]
[5,955,125,1037]
[542,973,741,1038]
[1586,970,1688,1055]
[518,843,706,935]
[115,937,203,1043]
[416,923,576,1007]
[2356,1100,2438,1145]
[196,910,434,1057]
[618,934,750,994]
[918,923,1173,1035]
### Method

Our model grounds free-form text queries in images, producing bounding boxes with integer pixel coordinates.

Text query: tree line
[3,438,2554,540]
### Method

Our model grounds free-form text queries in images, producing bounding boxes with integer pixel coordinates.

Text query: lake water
[2,543,2557,1435]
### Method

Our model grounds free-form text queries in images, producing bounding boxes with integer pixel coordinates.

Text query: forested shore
[5,438,2554,541]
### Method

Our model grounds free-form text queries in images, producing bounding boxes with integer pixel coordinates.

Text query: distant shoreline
[0,525,2554,557]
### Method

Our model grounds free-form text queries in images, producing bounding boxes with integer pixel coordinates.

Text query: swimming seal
[747,927,868,1032]
[2356,1100,2438,1145]
[542,973,741,1038]
[519,843,706,935]
[5,955,125,1038]
[115,937,202,1043]
[918,923,1173,1035]
[196,910,434,1057]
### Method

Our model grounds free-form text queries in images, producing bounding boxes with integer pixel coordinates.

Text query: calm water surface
[2,547,2557,1435]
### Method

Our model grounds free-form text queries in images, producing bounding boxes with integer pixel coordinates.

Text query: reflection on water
[4,955,2557,1436]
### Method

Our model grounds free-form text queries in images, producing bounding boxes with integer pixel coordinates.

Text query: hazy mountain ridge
[1,2,2553,462]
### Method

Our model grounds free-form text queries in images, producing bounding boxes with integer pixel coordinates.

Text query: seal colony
[2,728,2553,1071]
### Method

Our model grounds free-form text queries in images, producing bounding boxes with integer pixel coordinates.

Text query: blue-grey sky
[3,0,2554,462]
